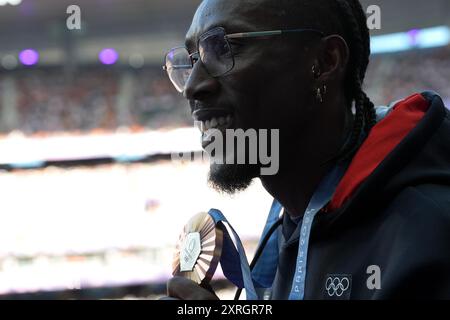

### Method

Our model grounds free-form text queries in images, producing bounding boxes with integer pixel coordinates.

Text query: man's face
[184,0,319,193]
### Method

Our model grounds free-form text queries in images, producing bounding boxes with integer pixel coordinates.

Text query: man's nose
[183,61,219,101]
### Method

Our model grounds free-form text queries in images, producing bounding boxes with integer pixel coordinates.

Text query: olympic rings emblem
[325,276,350,297]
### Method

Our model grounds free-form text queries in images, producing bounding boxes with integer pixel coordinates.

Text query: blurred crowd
[0,46,449,135]
[0,67,191,135]
[365,46,450,106]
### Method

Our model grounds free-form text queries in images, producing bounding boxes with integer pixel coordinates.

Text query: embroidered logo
[325,275,352,298]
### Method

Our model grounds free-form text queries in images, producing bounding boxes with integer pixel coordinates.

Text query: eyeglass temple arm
[163,64,192,71]
[226,30,282,39]
[225,28,324,39]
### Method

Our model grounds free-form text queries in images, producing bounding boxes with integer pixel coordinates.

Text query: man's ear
[316,35,349,82]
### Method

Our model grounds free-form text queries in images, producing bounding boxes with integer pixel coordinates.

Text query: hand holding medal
[172,212,223,285]
[172,209,259,300]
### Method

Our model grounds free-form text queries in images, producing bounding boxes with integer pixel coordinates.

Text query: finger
[200,281,215,294]
[167,277,219,300]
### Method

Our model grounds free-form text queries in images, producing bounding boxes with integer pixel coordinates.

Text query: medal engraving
[180,232,201,272]
[173,212,223,284]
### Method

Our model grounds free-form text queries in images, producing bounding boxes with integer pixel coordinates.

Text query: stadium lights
[18,49,39,66]
[3,26,448,69]
[415,26,450,48]
[371,26,450,54]
[99,48,119,65]
[1,54,18,70]
[0,0,22,6]
[128,53,145,69]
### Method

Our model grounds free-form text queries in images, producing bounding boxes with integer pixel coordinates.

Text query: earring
[316,87,323,103]
[315,84,327,103]
[312,64,321,79]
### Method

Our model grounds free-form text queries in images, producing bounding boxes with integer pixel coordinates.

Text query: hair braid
[332,0,377,161]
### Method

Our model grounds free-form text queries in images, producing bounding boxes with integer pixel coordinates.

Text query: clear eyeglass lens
[199,28,233,77]
[165,47,192,92]
[164,28,234,92]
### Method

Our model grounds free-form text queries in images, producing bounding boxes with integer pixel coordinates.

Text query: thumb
[167,276,219,300]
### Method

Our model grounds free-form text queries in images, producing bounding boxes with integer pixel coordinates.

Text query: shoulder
[385,184,450,244]
[402,184,450,217]
[380,185,450,297]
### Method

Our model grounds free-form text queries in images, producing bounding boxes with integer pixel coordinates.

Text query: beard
[208,162,260,195]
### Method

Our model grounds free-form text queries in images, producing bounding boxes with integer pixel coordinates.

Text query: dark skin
[166,0,351,299]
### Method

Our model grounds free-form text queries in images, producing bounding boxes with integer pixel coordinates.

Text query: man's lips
[192,108,235,149]
[193,108,235,133]
[192,107,233,122]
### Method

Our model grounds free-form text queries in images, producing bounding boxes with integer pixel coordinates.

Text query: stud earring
[312,65,321,79]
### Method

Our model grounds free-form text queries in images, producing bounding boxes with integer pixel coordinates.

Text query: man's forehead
[185,0,287,47]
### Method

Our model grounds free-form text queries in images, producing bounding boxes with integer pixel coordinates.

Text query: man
[163,0,450,299]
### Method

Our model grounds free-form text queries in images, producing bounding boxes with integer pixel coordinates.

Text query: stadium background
[0,0,449,299]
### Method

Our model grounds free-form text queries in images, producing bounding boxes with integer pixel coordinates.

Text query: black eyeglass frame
[163,27,325,91]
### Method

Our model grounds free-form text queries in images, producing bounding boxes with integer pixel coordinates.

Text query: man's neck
[260,155,335,218]
[260,106,352,218]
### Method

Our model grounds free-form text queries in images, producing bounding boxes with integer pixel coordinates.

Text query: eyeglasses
[163,27,324,92]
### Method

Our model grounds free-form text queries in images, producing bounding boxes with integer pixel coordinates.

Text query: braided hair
[285,0,377,161]
[332,0,377,160]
